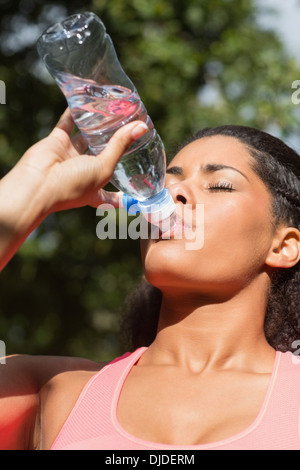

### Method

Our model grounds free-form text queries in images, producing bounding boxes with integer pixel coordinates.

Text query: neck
[146,276,276,373]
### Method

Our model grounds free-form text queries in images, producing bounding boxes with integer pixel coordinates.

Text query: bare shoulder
[0,354,108,450]
[38,355,109,450]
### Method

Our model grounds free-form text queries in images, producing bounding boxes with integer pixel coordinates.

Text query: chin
[143,238,181,268]
[143,254,176,288]
[143,250,196,292]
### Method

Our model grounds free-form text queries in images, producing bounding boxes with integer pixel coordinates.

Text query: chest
[117,366,271,445]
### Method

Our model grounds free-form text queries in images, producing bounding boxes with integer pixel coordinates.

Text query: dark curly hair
[120,125,300,353]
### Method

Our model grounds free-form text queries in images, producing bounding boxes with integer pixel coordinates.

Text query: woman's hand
[0,108,148,270]
[17,108,148,213]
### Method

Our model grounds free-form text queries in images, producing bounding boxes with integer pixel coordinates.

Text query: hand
[0,108,148,270]
[17,108,148,214]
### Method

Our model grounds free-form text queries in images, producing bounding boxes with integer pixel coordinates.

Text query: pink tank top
[51,347,300,450]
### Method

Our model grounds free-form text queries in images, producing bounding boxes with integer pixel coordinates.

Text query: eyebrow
[166,166,183,175]
[166,163,249,181]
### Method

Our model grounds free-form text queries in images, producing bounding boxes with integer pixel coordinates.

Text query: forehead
[171,135,254,169]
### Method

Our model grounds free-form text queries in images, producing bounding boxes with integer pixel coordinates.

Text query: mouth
[157,206,194,240]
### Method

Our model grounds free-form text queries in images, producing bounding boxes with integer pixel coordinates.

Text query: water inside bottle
[56,72,147,144]
[55,72,166,201]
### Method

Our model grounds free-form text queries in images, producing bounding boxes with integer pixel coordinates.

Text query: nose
[167,182,194,207]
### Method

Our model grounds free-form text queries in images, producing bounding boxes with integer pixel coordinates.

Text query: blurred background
[1,0,300,361]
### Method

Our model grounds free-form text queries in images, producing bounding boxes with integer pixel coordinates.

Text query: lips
[158,205,194,240]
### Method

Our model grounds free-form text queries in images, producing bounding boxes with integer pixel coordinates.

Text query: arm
[0,109,148,270]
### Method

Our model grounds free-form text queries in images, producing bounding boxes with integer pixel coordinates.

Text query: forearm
[0,164,48,271]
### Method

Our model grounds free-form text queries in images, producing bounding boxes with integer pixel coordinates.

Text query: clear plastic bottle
[37,11,175,230]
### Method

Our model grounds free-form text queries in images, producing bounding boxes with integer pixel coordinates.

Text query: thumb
[96,121,149,185]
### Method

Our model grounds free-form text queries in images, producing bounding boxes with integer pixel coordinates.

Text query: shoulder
[279,350,300,371]
[40,350,137,424]
[40,356,108,411]
[274,350,300,388]
[42,349,145,449]
[37,356,110,450]
[0,354,108,450]
[40,349,143,449]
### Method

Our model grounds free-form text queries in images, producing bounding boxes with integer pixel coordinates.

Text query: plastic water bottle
[37,11,175,231]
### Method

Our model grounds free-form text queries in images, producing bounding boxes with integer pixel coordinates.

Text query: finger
[97,121,149,183]
[89,189,123,208]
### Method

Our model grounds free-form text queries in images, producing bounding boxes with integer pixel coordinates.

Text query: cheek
[204,197,273,269]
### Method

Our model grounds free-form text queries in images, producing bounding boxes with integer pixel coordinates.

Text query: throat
[153,294,275,372]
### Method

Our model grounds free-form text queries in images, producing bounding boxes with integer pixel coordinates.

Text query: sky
[1,2,300,62]
[256,0,300,59]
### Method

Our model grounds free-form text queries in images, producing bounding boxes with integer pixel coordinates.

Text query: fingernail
[131,122,149,140]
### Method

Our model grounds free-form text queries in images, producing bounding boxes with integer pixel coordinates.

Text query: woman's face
[141,135,277,299]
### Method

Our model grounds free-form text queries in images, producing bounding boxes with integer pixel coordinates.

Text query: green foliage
[0,0,299,360]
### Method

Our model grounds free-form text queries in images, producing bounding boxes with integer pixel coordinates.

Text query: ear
[265,226,300,269]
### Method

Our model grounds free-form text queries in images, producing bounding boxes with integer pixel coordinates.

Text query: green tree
[0,0,299,361]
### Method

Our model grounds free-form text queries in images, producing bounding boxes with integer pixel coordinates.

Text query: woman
[0,109,300,450]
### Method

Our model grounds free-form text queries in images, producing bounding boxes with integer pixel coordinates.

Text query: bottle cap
[121,194,140,215]
[137,188,176,226]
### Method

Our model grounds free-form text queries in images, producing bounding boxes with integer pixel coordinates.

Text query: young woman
[0,109,300,450]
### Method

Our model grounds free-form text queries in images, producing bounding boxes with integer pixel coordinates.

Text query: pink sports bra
[51,347,300,450]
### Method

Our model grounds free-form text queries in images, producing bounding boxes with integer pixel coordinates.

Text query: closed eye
[207,182,234,192]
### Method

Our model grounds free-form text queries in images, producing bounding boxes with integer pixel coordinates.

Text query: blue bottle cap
[122,194,140,215]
